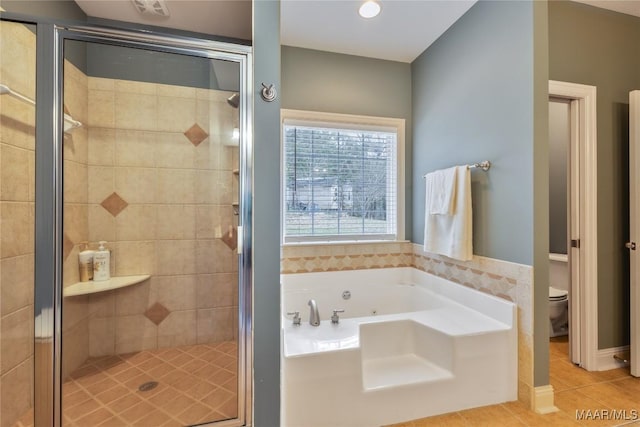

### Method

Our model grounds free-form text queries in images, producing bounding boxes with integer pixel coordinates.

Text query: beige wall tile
[115,279,151,316]
[0,357,33,427]
[89,317,116,357]
[157,310,196,348]
[115,204,157,241]
[0,305,33,375]
[196,273,237,309]
[1,144,30,202]
[114,79,156,95]
[195,240,236,274]
[156,205,195,240]
[62,244,81,287]
[196,307,235,344]
[115,315,157,354]
[157,96,196,133]
[155,133,196,169]
[88,204,116,243]
[0,22,36,96]
[114,129,156,167]
[64,64,89,124]
[0,97,36,151]
[0,254,34,316]
[196,206,234,240]
[195,170,233,205]
[28,150,35,202]
[112,241,156,277]
[63,160,88,204]
[157,84,196,98]
[149,275,196,312]
[88,292,115,319]
[115,92,156,130]
[88,89,115,128]
[88,166,115,204]
[63,127,89,165]
[157,169,196,204]
[61,321,89,380]
[63,295,89,329]
[88,77,115,91]
[1,202,34,258]
[88,128,115,166]
[114,167,157,204]
[63,204,88,246]
[156,240,196,276]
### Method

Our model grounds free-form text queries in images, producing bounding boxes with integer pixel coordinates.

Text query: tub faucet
[308,299,320,326]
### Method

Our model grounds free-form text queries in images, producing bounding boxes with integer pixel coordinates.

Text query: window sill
[282,240,410,247]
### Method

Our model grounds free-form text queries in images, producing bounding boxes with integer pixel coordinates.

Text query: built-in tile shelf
[64,275,150,297]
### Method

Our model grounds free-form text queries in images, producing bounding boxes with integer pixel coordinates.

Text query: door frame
[549,80,598,370]
[630,90,639,376]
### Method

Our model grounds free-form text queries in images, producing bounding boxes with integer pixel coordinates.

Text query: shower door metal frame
[24,20,253,427]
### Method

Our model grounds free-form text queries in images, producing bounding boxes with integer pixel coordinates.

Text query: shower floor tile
[13,341,238,427]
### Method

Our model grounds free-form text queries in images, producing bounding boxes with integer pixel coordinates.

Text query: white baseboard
[596,346,629,371]
[532,385,559,414]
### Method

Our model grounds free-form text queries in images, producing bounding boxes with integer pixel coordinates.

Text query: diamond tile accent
[144,302,170,325]
[101,192,128,217]
[184,123,209,146]
[221,226,237,251]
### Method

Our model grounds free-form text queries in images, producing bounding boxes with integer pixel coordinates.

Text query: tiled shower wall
[281,242,534,404]
[84,77,239,357]
[0,20,36,427]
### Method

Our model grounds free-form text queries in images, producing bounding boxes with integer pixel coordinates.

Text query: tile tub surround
[281,267,517,426]
[281,242,534,405]
[84,76,240,356]
[280,241,413,274]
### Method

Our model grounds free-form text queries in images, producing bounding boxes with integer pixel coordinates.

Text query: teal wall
[252,1,281,425]
[549,0,640,349]
[281,46,413,235]
[411,0,537,266]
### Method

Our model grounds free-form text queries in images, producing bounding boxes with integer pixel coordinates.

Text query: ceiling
[281,0,476,63]
[73,0,252,41]
[73,0,640,64]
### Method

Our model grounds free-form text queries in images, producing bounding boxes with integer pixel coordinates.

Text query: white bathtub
[281,267,517,427]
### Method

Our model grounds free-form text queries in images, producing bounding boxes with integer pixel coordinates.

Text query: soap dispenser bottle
[78,242,94,282]
[93,241,111,282]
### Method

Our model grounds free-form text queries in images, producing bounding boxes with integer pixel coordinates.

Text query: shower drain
[138,381,158,392]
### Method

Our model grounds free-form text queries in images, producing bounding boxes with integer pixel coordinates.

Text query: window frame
[280,109,405,245]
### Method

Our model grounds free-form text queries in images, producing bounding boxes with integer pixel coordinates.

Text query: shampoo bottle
[78,242,94,282]
[93,241,111,282]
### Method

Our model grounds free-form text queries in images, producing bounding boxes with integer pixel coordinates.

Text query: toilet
[549,286,568,337]
[549,253,569,337]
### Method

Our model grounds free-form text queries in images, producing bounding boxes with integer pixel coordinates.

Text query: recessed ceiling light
[359,0,381,19]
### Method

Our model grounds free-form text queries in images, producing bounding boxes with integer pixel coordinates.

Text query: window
[282,110,404,243]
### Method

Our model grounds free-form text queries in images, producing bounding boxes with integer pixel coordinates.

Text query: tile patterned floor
[13,341,238,427]
[387,337,640,427]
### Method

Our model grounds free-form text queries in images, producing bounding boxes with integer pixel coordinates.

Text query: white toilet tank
[549,253,569,292]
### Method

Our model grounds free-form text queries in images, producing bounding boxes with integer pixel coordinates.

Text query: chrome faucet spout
[308,299,320,326]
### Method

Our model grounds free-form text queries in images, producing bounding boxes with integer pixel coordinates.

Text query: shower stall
[0,16,252,427]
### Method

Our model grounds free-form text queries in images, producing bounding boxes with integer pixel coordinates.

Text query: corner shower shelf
[63,275,150,297]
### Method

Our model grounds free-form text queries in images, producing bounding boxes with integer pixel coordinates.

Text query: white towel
[424,166,457,215]
[423,165,473,261]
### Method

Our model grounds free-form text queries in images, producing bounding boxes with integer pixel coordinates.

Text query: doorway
[548,80,598,371]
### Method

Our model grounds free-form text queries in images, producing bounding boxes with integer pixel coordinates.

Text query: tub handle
[287,311,301,326]
[331,309,345,324]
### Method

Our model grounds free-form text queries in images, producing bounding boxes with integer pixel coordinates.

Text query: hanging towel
[424,166,457,215]
[423,165,473,261]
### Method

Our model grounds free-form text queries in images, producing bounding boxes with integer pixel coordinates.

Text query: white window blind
[283,121,398,242]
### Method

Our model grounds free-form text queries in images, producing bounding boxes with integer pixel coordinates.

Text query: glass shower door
[59,36,247,427]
